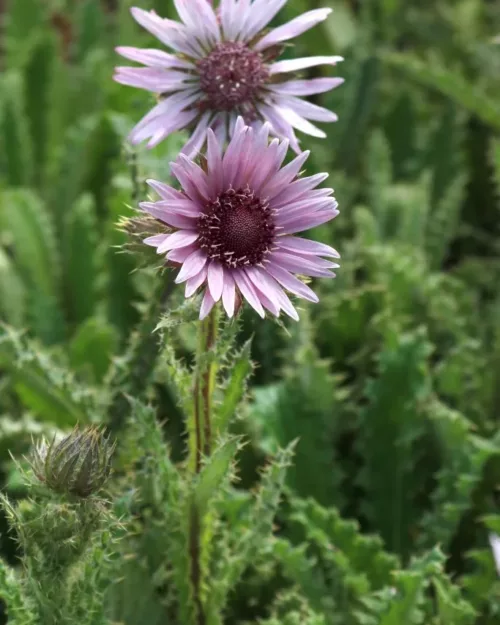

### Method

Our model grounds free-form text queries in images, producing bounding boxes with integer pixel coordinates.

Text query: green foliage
[1,0,500,624]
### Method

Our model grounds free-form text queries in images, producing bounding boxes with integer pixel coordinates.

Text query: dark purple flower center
[198,187,275,268]
[196,42,269,113]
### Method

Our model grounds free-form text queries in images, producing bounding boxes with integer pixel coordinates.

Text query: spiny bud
[30,426,115,498]
[118,213,170,258]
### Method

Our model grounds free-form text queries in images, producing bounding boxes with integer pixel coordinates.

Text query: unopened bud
[117,214,170,258]
[30,426,115,498]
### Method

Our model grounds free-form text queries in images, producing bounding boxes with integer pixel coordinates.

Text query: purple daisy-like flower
[140,118,339,320]
[114,0,343,154]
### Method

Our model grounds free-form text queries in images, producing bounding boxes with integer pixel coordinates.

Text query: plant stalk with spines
[188,305,220,625]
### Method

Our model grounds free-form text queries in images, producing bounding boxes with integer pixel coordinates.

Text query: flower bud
[30,426,115,498]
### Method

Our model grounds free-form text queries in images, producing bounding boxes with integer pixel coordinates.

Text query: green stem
[188,306,219,625]
[190,305,219,474]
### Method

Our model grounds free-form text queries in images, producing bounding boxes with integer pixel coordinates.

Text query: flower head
[30,426,115,498]
[140,118,339,320]
[114,1,343,154]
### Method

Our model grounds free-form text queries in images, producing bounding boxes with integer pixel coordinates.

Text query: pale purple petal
[271,173,329,207]
[275,198,337,224]
[254,287,280,316]
[167,244,198,263]
[275,288,299,321]
[254,8,332,50]
[245,266,283,309]
[265,264,319,303]
[157,230,199,253]
[270,251,337,277]
[277,236,340,259]
[207,262,224,302]
[220,0,239,40]
[247,138,288,192]
[206,129,224,196]
[185,266,208,297]
[180,112,212,158]
[139,202,198,229]
[275,106,326,138]
[269,77,344,96]
[258,103,301,153]
[147,180,185,201]
[211,112,229,146]
[242,0,288,41]
[144,234,169,247]
[114,67,193,92]
[129,108,198,145]
[279,209,339,235]
[276,96,338,123]
[175,249,208,283]
[222,271,236,317]
[170,160,210,204]
[233,270,265,318]
[261,151,310,200]
[115,46,195,69]
[130,7,205,57]
[129,90,200,138]
[269,55,343,74]
[200,290,216,320]
[174,0,220,44]
[151,199,201,217]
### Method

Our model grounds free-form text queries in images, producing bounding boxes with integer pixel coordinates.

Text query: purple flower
[114,1,343,154]
[140,118,339,320]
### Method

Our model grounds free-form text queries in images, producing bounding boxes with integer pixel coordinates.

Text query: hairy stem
[190,306,219,473]
[188,306,219,625]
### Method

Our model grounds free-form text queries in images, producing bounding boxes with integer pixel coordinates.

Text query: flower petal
[268,77,344,96]
[200,289,216,320]
[157,230,199,253]
[115,46,195,69]
[254,8,332,50]
[275,96,338,123]
[277,236,340,259]
[175,249,208,283]
[207,262,224,302]
[222,271,236,317]
[265,264,319,303]
[185,266,208,297]
[233,269,265,318]
[270,55,343,74]
[143,234,169,247]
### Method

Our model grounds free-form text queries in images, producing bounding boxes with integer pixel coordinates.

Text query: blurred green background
[1,0,500,623]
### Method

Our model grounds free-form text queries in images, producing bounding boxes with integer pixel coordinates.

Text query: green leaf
[383,52,500,130]
[0,248,26,327]
[0,325,102,426]
[194,438,239,517]
[0,73,33,187]
[215,339,253,433]
[23,34,56,189]
[0,189,59,298]
[69,317,118,382]
[63,193,100,326]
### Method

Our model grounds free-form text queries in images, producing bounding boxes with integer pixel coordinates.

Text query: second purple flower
[114,0,343,154]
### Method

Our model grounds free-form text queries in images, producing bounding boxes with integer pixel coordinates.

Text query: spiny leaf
[63,193,100,326]
[215,339,253,433]
[382,52,500,130]
[194,438,239,517]
[0,325,102,426]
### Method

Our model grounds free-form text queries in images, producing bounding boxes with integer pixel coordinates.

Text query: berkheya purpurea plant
[0,1,342,624]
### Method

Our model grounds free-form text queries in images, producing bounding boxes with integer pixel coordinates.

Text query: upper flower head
[114,0,343,154]
[140,117,339,320]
